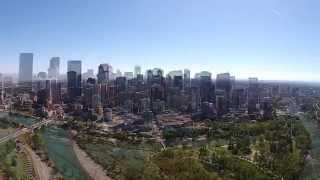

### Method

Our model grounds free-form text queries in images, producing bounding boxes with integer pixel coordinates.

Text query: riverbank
[21,144,52,180]
[7,111,41,121]
[299,113,320,179]
[41,126,90,180]
[72,141,112,180]
[0,111,57,180]
[0,111,37,127]
[0,111,91,179]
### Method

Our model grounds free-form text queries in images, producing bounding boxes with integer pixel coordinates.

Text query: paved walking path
[73,142,112,180]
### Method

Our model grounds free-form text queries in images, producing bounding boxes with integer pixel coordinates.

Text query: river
[0,112,36,126]
[300,113,320,180]
[0,112,90,180]
[6,111,320,179]
[41,126,90,180]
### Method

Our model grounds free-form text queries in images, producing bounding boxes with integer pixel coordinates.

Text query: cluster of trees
[78,132,221,180]
[163,127,193,141]
[0,140,15,162]
[0,117,18,129]
[76,133,161,180]
[253,119,310,179]
[206,116,311,179]
[228,136,251,155]
[24,128,50,164]
[0,140,16,179]
[163,127,208,145]
[254,138,302,180]
[147,148,221,180]
[97,148,220,180]
[200,146,275,180]
[76,115,311,180]
[30,132,44,150]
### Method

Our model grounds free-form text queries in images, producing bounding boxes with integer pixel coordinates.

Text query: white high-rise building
[195,71,211,79]
[134,65,141,77]
[48,57,60,79]
[83,69,95,80]
[116,69,122,78]
[19,53,33,83]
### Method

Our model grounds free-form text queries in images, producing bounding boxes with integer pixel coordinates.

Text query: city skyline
[4,52,320,84]
[1,0,320,81]
[1,1,320,180]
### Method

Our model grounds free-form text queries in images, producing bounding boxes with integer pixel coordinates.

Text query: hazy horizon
[1,0,320,81]
[3,71,320,85]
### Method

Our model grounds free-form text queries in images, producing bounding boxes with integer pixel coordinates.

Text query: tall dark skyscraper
[67,60,82,101]
[199,72,214,103]
[146,68,164,86]
[18,53,33,83]
[48,57,60,79]
[97,64,112,84]
[183,69,191,90]
[50,79,62,105]
[216,73,232,93]
[168,70,183,90]
[247,77,259,115]
[146,68,165,102]
[215,73,232,115]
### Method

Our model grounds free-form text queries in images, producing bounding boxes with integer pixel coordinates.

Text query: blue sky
[0,0,319,81]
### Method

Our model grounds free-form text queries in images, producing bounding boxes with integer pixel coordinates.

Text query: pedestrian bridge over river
[0,119,54,145]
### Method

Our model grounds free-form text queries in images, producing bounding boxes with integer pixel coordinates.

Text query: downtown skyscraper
[97,64,112,84]
[134,65,141,78]
[183,69,191,90]
[67,60,82,101]
[18,53,33,83]
[48,57,60,79]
